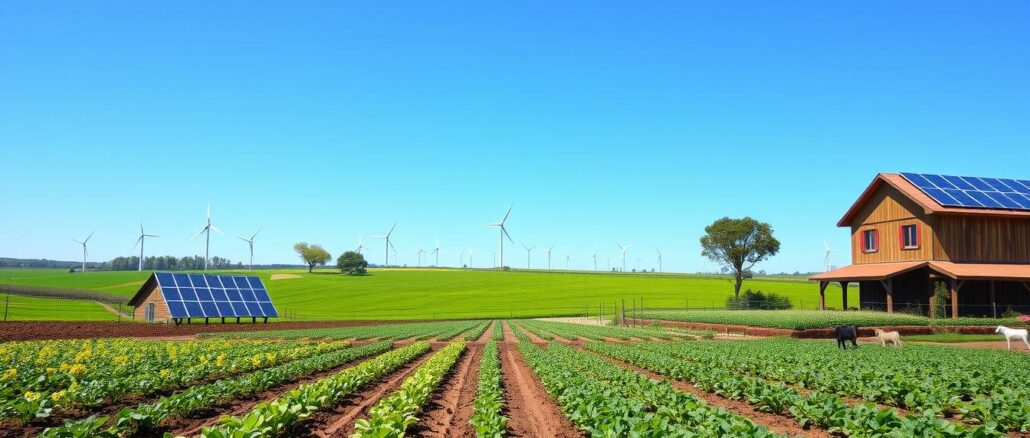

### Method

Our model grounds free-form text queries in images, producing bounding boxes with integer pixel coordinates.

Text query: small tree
[700,217,780,298]
[293,242,331,272]
[337,251,368,275]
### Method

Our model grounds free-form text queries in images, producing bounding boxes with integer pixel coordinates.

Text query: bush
[725,289,793,310]
[1002,307,1022,318]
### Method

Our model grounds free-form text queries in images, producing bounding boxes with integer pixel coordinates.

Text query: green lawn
[0,293,122,321]
[0,268,839,320]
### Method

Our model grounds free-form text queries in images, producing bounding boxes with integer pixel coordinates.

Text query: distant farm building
[128,272,278,323]
[812,173,1030,318]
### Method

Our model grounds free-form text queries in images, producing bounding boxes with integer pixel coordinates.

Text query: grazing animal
[995,326,1030,351]
[873,329,902,348]
[835,325,859,349]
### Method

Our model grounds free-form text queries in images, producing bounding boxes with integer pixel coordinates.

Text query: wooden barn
[811,172,1030,318]
[128,272,278,323]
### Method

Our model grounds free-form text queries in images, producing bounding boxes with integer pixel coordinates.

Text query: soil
[588,348,832,438]
[0,320,406,342]
[499,322,583,438]
[629,318,1006,339]
[412,343,482,437]
[914,340,1030,352]
[299,345,439,437]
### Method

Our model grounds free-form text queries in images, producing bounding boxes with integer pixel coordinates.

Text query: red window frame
[900,224,920,250]
[861,228,879,253]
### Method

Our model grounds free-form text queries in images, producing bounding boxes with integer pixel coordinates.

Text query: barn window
[862,229,879,253]
[901,224,919,249]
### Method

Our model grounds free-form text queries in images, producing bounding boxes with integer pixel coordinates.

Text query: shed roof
[837,173,1030,227]
[809,262,926,281]
[127,273,159,307]
[811,261,1030,282]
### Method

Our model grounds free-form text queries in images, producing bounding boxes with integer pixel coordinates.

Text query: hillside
[0,268,838,320]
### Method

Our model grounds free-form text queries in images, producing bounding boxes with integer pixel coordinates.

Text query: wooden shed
[128,272,278,324]
[811,173,1030,318]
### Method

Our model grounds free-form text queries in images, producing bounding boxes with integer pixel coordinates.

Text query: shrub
[724,289,793,310]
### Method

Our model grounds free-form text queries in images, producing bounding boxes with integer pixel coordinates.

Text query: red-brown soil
[499,322,583,438]
[412,343,482,437]
[0,320,403,342]
[300,345,439,437]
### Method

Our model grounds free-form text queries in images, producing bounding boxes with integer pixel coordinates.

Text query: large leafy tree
[700,217,780,298]
[337,251,368,275]
[293,242,332,273]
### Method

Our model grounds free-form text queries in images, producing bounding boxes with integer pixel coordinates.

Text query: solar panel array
[155,272,278,319]
[901,172,1030,211]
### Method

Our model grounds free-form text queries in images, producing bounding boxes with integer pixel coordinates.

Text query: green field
[0,293,122,321]
[0,268,839,320]
[904,333,1008,343]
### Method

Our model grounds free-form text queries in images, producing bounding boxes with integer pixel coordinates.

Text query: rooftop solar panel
[154,273,277,320]
[901,172,1030,212]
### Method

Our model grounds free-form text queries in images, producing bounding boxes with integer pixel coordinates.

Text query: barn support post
[839,281,849,311]
[818,281,827,310]
[928,278,936,320]
[880,278,894,314]
[221,317,225,324]
[989,281,997,318]
[947,278,955,319]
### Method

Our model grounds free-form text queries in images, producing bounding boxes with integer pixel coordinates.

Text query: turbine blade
[85,231,94,243]
[209,225,223,234]
[501,203,514,223]
[131,236,142,251]
[191,227,206,240]
[502,226,513,243]
[388,222,397,236]
[252,229,261,239]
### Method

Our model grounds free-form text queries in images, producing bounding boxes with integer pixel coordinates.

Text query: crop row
[519,338,780,436]
[517,319,677,341]
[490,321,504,341]
[637,339,1030,431]
[0,338,349,422]
[469,340,506,438]
[353,339,468,436]
[586,341,1003,437]
[38,341,394,437]
[215,320,483,341]
[199,341,431,437]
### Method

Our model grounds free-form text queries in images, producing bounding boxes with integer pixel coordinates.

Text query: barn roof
[811,261,1030,282]
[836,173,1030,227]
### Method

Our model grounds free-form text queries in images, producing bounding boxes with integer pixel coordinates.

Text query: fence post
[621,298,625,327]
[3,295,8,321]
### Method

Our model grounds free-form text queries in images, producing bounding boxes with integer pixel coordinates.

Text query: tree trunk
[734,274,744,298]
[308,264,313,273]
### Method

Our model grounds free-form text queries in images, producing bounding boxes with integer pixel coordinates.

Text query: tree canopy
[700,216,780,298]
[293,242,332,272]
[337,251,368,275]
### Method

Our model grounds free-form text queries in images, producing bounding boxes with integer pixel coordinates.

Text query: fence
[0,284,127,305]
[0,284,130,322]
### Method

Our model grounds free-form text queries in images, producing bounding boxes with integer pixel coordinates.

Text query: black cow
[835,325,859,349]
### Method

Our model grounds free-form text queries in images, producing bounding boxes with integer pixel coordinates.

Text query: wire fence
[0,284,127,305]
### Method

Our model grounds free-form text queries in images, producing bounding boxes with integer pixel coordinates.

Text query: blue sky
[2,1,1028,273]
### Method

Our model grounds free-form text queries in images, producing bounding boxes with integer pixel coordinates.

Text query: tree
[294,242,332,272]
[337,251,368,275]
[700,217,780,298]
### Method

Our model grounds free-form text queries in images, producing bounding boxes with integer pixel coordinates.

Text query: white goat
[873,329,902,348]
[996,326,1030,351]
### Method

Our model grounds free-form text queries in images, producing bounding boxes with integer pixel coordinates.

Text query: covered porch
[810,262,1030,318]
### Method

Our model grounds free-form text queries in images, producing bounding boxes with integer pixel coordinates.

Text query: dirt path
[913,340,1030,352]
[589,348,831,438]
[299,346,439,437]
[473,321,495,343]
[413,343,482,437]
[499,341,583,438]
[98,302,133,318]
[166,351,386,436]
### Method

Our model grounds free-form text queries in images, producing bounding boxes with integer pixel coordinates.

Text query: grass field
[0,293,121,321]
[904,333,1008,343]
[0,268,838,320]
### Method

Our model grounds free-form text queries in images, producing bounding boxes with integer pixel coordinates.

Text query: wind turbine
[489,250,497,268]
[191,203,222,271]
[522,244,536,269]
[655,247,667,273]
[592,251,598,271]
[615,243,634,272]
[824,241,833,272]
[431,238,443,267]
[459,248,466,267]
[374,223,398,267]
[544,243,555,270]
[132,224,158,271]
[238,229,260,271]
[565,250,570,270]
[72,232,93,272]
[414,246,426,268]
[355,235,368,254]
[469,247,475,268]
[485,204,514,269]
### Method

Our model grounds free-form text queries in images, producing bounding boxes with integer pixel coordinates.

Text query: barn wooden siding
[849,184,935,264]
[934,215,1030,264]
[132,284,172,322]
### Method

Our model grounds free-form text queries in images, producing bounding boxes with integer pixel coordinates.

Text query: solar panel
[154,273,278,319]
[901,172,1030,212]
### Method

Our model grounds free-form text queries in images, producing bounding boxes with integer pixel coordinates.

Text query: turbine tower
[615,243,634,272]
[72,232,93,272]
[431,238,442,267]
[238,229,260,271]
[655,247,667,273]
[355,235,368,254]
[414,246,426,268]
[489,250,497,268]
[374,223,398,267]
[592,251,598,271]
[485,204,514,269]
[565,250,570,270]
[522,244,536,269]
[469,247,475,268]
[132,224,159,271]
[824,241,833,272]
[544,243,555,270]
[191,203,222,271]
